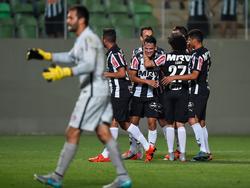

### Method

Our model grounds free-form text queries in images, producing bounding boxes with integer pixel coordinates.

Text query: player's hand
[42,64,72,82]
[161,76,174,85]
[146,80,159,88]
[26,48,52,61]
[103,71,110,78]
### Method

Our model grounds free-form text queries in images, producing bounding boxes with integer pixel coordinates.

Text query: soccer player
[89,28,156,163]
[127,36,164,161]
[88,28,131,162]
[26,5,132,188]
[163,29,212,161]
[160,33,191,161]
[123,27,166,160]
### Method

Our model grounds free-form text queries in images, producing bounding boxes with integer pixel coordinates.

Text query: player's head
[168,33,187,51]
[140,26,153,44]
[102,28,116,49]
[67,5,89,33]
[187,29,204,48]
[172,26,188,40]
[144,36,157,58]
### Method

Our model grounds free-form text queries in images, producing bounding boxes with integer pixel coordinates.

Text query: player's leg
[34,91,91,188]
[96,124,131,188]
[200,94,212,160]
[188,96,209,161]
[34,127,81,188]
[123,97,156,162]
[173,91,188,162]
[176,122,186,161]
[89,119,118,162]
[147,117,157,146]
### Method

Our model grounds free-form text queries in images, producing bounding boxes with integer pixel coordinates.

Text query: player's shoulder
[83,27,102,48]
[156,47,165,54]
[133,50,143,60]
[132,47,143,56]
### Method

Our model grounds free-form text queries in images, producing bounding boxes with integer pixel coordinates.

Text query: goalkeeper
[26,5,131,188]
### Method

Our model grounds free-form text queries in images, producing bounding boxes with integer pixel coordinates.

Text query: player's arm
[161,71,199,85]
[104,67,126,78]
[129,70,159,88]
[71,37,98,76]
[162,55,202,85]
[144,53,166,68]
[26,48,74,64]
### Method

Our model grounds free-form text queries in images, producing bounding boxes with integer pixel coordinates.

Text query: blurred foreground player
[26,5,132,188]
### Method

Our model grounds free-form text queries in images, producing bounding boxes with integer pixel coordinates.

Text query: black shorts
[221,14,237,21]
[188,92,210,121]
[187,16,209,37]
[158,92,165,118]
[163,89,189,123]
[45,13,64,36]
[111,96,130,122]
[130,97,159,118]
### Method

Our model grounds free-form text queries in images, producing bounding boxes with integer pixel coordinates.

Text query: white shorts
[68,90,113,131]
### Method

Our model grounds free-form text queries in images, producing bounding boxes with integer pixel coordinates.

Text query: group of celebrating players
[89,25,212,163]
[25,5,212,188]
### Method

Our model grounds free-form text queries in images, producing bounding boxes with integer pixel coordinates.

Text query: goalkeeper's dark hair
[188,29,204,43]
[140,26,153,36]
[103,28,116,43]
[168,33,187,51]
[172,25,188,40]
[144,35,157,45]
[69,5,89,25]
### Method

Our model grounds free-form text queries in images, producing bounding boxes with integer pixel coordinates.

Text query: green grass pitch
[0,135,250,188]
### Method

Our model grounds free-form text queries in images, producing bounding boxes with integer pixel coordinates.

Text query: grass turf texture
[0,135,250,188]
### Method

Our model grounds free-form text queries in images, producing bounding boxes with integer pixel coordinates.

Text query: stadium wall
[0,39,249,135]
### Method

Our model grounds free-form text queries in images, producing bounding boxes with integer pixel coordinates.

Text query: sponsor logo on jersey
[166,54,191,62]
[138,70,158,79]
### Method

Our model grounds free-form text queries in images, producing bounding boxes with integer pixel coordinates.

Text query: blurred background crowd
[0,0,249,39]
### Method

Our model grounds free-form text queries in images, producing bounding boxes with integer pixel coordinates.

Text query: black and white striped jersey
[45,0,63,18]
[162,51,191,91]
[130,50,166,98]
[221,0,237,16]
[189,47,211,95]
[106,44,131,98]
[189,0,207,17]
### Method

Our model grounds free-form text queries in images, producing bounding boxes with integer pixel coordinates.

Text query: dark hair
[140,26,153,37]
[172,26,188,39]
[168,33,187,51]
[103,28,116,43]
[69,5,89,25]
[144,35,157,45]
[188,29,204,42]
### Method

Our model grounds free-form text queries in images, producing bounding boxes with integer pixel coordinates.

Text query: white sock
[127,123,149,151]
[177,127,186,153]
[175,128,180,151]
[110,127,119,140]
[101,148,109,158]
[191,123,206,152]
[166,127,175,153]
[101,127,119,158]
[128,133,137,153]
[162,126,168,143]
[148,129,157,146]
[203,126,211,153]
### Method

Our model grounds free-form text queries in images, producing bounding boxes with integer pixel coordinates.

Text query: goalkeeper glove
[26,48,52,61]
[42,64,72,82]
